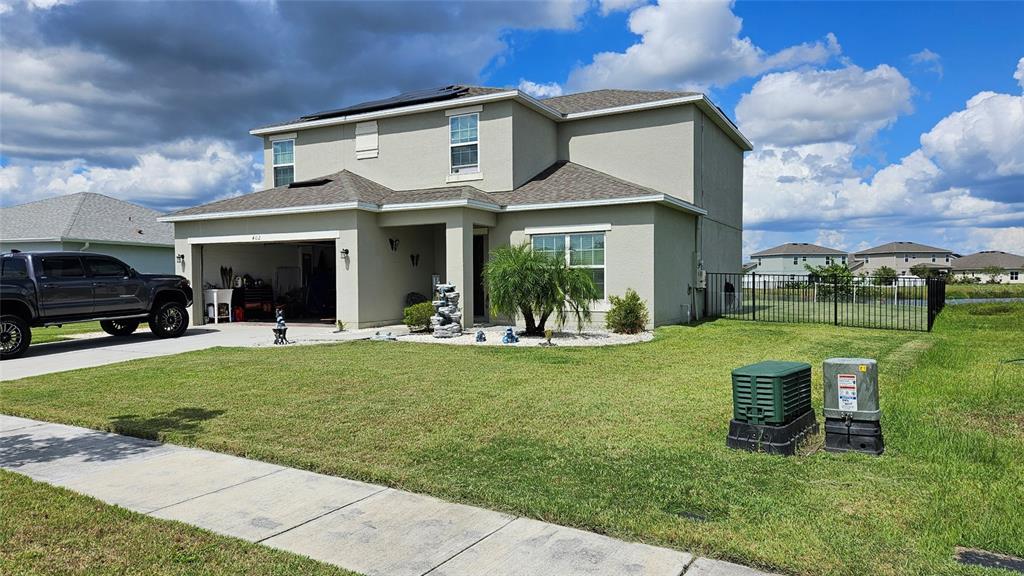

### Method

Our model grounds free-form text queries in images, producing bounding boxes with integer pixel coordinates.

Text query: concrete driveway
[0,323,407,382]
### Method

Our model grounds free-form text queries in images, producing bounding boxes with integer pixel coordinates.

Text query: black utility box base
[726,410,818,456]
[824,418,884,455]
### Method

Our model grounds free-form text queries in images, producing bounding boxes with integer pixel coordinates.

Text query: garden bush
[606,288,649,334]
[403,301,434,332]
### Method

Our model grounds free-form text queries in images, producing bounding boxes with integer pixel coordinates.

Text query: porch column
[445,212,474,329]
[181,241,203,326]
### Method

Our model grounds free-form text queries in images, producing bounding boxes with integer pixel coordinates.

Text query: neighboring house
[951,251,1024,283]
[0,192,174,273]
[850,241,955,277]
[163,85,750,329]
[748,242,847,276]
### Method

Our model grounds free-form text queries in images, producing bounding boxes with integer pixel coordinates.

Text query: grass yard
[0,470,357,575]
[946,283,1024,300]
[2,304,1022,575]
[29,321,103,344]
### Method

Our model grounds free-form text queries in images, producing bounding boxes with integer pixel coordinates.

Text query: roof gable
[751,242,846,257]
[952,251,1024,270]
[854,241,953,255]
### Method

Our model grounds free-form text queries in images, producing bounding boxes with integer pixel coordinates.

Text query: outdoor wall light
[175,254,185,264]
[339,248,350,257]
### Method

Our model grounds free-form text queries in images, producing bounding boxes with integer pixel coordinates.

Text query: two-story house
[162,85,750,329]
[747,242,847,277]
[849,241,956,277]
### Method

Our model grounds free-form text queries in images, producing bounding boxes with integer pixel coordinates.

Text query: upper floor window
[792,257,798,265]
[449,113,479,174]
[273,139,295,187]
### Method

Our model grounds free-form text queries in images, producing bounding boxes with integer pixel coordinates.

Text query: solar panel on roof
[299,86,469,121]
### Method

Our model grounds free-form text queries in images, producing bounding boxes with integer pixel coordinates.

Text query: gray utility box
[823,358,883,455]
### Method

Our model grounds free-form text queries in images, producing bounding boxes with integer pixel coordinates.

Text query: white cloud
[599,0,647,15]
[815,229,848,250]
[566,0,840,91]
[1015,57,1024,90]
[0,139,261,211]
[968,227,1024,254]
[736,64,912,147]
[517,79,563,98]
[909,48,943,78]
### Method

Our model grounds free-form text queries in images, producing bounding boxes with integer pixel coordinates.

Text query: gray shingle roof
[952,251,1024,271]
[540,89,700,115]
[854,241,953,255]
[166,161,693,219]
[0,192,173,246]
[751,242,846,257]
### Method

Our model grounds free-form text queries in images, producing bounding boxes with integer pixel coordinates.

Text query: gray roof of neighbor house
[163,161,704,221]
[853,241,953,255]
[539,89,701,115]
[751,242,847,257]
[0,192,173,247]
[952,251,1024,271]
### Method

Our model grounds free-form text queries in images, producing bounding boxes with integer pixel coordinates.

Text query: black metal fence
[704,273,946,332]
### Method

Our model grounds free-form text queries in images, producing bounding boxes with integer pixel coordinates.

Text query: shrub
[483,243,601,335]
[403,301,434,332]
[606,288,649,334]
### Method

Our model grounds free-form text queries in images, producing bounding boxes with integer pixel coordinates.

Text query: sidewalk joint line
[420,515,518,576]
[145,467,286,515]
[257,486,391,543]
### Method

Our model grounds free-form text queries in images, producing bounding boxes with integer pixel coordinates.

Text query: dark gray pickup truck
[1,251,194,359]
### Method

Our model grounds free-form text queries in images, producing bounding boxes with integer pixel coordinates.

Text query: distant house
[850,241,955,277]
[951,251,1024,283]
[748,242,847,276]
[0,192,174,273]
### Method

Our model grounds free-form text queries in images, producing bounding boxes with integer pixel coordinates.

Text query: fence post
[833,275,839,326]
[751,274,757,321]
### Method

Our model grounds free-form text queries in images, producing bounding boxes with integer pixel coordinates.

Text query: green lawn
[719,299,930,330]
[30,322,103,344]
[2,304,1022,576]
[0,470,357,575]
[946,283,1024,299]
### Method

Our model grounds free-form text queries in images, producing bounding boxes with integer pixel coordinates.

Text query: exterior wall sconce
[339,248,350,257]
[176,254,185,264]
[388,238,399,252]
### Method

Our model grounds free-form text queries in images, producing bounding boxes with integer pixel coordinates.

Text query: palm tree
[482,243,601,335]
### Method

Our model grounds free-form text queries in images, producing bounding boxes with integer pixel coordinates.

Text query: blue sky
[1,0,1022,258]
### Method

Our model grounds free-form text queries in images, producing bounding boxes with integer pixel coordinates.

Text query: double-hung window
[272,139,295,187]
[531,232,605,297]
[1011,271,1020,281]
[449,113,479,174]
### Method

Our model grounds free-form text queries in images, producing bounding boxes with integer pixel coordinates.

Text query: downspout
[693,111,706,322]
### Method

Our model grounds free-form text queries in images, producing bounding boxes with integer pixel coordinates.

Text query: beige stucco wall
[264,101,516,193]
[557,106,696,202]
[852,252,953,276]
[512,102,558,187]
[653,205,699,324]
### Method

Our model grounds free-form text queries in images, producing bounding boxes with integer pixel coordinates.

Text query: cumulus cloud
[736,64,912,147]
[599,0,647,15]
[909,48,943,78]
[518,79,563,98]
[968,227,1024,254]
[1015,57,1024,90]
[566,0,840,91]
[815,229,848,250]
[0,139,262,211]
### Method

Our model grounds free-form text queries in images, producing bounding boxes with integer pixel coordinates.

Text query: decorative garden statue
[475,330,486,342]
[273,305,290,345]
[431,283,463,338]
[501,327,519,344]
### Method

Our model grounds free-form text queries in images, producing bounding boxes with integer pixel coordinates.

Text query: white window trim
[269,132,296,141]
[529,231,608,307]
[449,112,480,176]
[524,223,612,235]
[272,138,295,187]
[445,104,483,117]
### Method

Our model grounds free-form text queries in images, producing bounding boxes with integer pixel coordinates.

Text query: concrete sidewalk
[0,415,778,576]
[0,323,408,381]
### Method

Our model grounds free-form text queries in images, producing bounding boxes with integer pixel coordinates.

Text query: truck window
[40,256,86,278]
[85,256,129,278]
[1,257,29,279]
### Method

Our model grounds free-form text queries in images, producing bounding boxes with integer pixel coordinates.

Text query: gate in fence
[704,273,946,332]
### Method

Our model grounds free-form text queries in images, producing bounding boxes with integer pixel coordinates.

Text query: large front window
[531,232,605,297]
[273,139,295,187]
[449,113,478,174]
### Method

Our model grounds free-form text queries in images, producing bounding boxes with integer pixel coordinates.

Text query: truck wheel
[0,315,32,360]
[100,319,139,337]
[148,301,189,338]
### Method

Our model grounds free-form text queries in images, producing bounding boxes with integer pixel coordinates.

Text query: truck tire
[148,301,189,338]
[0,314,32,360]
[100,319,140,337]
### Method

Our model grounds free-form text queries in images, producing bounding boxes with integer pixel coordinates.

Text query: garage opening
[197,240,336,325]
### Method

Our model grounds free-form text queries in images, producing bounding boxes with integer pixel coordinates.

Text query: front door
[472,234,486,318]
[36,255,94,318]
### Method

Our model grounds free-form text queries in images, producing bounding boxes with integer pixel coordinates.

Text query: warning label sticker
[837,374,858,412]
